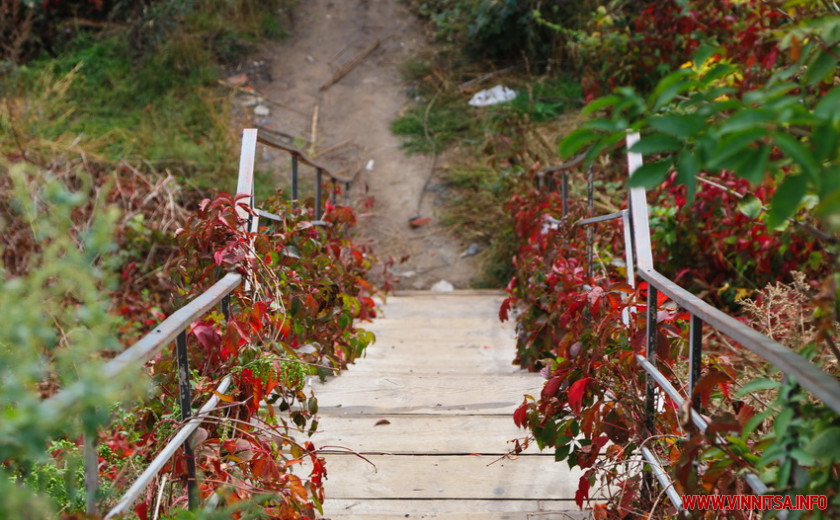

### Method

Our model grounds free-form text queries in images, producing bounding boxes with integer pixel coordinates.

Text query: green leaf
[804,49,838,86]
[774,133,820,181]
[718,108,776,135]
[767,174,808,229]
[676,150,699,203]
[583,95,621,115]
[559,128,599,159]
[701,63,737,85]
[805,427,840,460]
[735,145,770,184]
[649,113,705,139]
[737,194,764,219]
[583,131,624,164]
[815,86,840,124]
[707,128,769,171]
[628,160,672,189]
[650,69,695,110]
[586,118,627,132]
[743,83,797,104]
[735,378,781,397]
[813,122,840,162]
[742,407,773,439]
[629,134,682,154]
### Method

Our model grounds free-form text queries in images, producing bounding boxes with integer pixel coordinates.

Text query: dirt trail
[247,0,480,289]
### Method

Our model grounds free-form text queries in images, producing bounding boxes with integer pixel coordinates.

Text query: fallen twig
[320,39,381,91]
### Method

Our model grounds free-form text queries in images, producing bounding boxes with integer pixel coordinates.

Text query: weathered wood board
[309,415,538,454]
[289,290,581,519]
[319,454,583,500]
[311,374,542,415]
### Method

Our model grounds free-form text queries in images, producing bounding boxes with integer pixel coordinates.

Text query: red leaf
[135,502,149,520]
[541,376,563,401]
[568,377,593,415]
[513,403,528,428]
[191,322,221,353]
[691,371,733,408]
[499,298,512,322]
[575,473,591,508]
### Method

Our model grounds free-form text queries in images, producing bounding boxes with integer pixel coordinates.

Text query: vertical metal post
[689,314,703,410]
[175,331,197,510]
[221,295,231,322]
[561,171,569,216]
[645,285,658,433]
[344,182,351,206]
[643,285,658,499]
[83,430,99,516]
[331,180,337,206]
[315,168,323,219]
[291,155,299,208]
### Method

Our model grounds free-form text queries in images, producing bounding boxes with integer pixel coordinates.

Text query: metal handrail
[104,376,232,519]
[551,132,840,513]
[624,131,840,510]
[70,127,357,516]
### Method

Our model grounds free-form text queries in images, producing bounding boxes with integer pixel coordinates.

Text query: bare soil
[240,0,482,290]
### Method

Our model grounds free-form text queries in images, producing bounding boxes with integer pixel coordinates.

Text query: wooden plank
[321,514,588,520]
[325,499,582,515]
[317,454,582,500]
[310,415,537,454]
[323,504,590,520]
[312,375,540,416]
[351,340,520,375]
[371,295,510,321]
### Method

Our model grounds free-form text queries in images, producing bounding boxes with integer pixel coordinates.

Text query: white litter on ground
[468,85,517,107]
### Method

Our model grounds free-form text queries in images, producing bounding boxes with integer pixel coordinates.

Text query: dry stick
[308,102,320,156]
[312,139,351,159]
[320,39,381,91]
[457,66,516,91]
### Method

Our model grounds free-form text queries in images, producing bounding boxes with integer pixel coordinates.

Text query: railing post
[643,284,659,499]
[291,155,299,208]
[83,428,99,516]
[689,315,703,409]
[344,181,351,206]
[331,180,337,206]
[175,330,198,510]
[561,171,569,217]
[221,294,231,322]
[315,168,323,219]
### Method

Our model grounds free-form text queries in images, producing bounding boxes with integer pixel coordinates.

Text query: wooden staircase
[309,290,588,520]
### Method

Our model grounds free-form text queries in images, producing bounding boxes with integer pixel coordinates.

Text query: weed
[391,94,480,154]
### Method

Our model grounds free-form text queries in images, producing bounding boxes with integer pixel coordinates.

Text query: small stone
[430,280,454,292]
[254,104,270,117]
[461,242,480,257]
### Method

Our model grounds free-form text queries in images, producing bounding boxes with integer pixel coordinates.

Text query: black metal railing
[543,132,840,513]
[42,128,357,517]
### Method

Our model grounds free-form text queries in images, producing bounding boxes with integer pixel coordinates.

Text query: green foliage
[408,0,595,67]
[0,161,146,518]
[565,41,840,230]
[1,0,293,186]
[391,94,480,154]
[510,78,582,122]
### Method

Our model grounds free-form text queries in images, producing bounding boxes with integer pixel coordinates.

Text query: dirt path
[245,0,480,290]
